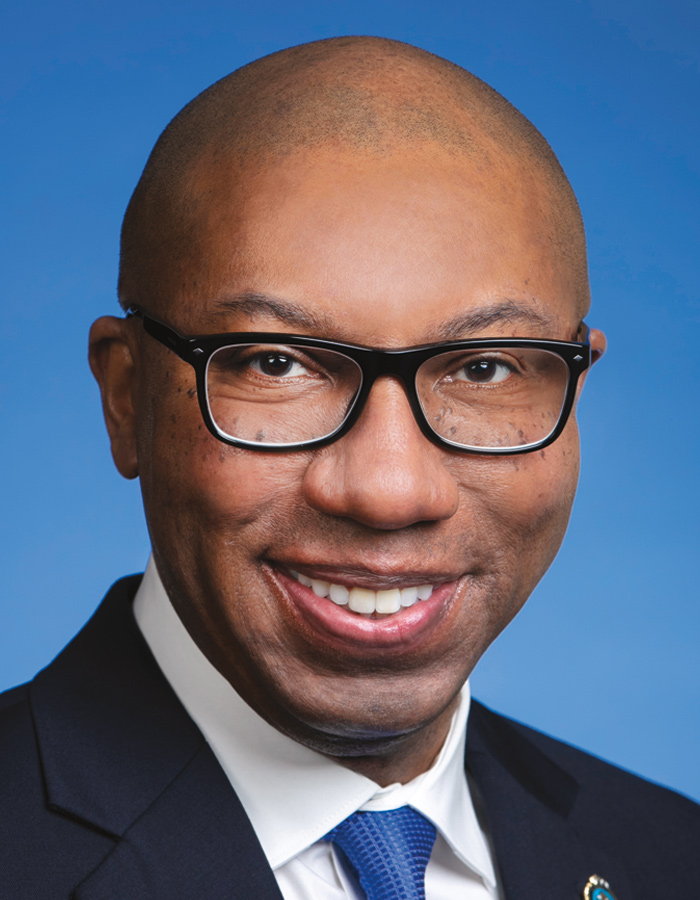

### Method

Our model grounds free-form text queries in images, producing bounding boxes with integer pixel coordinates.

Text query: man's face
[113,142,602,763]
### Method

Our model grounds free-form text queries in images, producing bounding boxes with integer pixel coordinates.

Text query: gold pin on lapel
[583,874,617,900]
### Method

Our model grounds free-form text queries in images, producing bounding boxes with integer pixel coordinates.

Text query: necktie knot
[325,806,437,900]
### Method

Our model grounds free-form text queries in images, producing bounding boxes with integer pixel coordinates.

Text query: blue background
[2,1,698,800]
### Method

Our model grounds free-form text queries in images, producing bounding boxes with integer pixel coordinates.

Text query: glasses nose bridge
[361,347,420,394]
[353,348,424,431]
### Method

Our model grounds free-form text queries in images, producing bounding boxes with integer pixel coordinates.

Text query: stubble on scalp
[118,36,590,318]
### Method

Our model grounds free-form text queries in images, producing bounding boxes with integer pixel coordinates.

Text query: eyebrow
[212,292,330,331]
[434,300,558,340]
[212,292,557,340]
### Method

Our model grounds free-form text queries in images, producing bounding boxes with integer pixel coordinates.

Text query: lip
[275,562,454,591]
[266,563,460,652]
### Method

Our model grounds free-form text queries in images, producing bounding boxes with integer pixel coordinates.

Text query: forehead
[162,142,585,343]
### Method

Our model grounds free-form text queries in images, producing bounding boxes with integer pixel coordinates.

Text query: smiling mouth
[288,569,435,616]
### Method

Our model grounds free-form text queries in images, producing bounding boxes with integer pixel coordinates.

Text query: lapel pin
[583,874,617,900]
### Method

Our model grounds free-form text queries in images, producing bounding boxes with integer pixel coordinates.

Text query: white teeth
[311,579,330,598]
[400,586,418,607]
[288,570,435,615]
[329,583,350,605]
[375,589,401,614]
[348,588,376,614]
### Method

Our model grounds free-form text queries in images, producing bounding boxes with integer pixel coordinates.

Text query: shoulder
[0,682,36,780]
[469,700,700,892]
[0,575,275,900]
[0,578,145,899]
[0,679,118,899]
[497,704,700,820]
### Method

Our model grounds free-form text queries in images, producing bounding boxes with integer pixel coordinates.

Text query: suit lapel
[74,742,282,900]
[30,577,283,900]
[467,702,632,900]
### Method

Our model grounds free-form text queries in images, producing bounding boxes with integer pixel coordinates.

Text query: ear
[589,328,607,365]
[89,315,141,479]
[575,327,607,399]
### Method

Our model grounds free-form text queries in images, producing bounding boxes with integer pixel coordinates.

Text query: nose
[302,377,460,529]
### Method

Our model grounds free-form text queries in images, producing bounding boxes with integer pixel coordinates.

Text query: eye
[249,352,311,378]
[453,357,514,384]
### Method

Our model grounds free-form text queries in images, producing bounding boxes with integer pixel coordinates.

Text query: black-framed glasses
[127,305,591,455]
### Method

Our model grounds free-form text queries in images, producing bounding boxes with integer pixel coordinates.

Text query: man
[1,36,698,899]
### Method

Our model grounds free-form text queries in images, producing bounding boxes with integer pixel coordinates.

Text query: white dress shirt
[133,556,501,899]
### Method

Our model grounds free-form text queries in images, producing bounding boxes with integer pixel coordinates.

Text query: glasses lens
[417,347,570,450]
[206,343,363,446]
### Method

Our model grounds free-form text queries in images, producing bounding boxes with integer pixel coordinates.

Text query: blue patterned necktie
[325,807,437,900]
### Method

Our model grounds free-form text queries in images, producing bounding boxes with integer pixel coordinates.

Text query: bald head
[118,36,589,316]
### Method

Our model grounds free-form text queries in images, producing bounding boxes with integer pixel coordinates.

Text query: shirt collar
[133,556,496,889]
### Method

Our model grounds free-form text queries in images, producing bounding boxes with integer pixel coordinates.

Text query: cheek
[494,420,579,512]
[507,431,581,576]
[169,432,307,529]
[137,367,308,539]
[453,425,581,580]
[442,431,581,674]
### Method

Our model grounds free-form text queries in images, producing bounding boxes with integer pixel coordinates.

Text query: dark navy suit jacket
[1,576,699,898]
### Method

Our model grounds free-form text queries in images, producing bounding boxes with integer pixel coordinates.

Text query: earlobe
[88,316,140,480]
